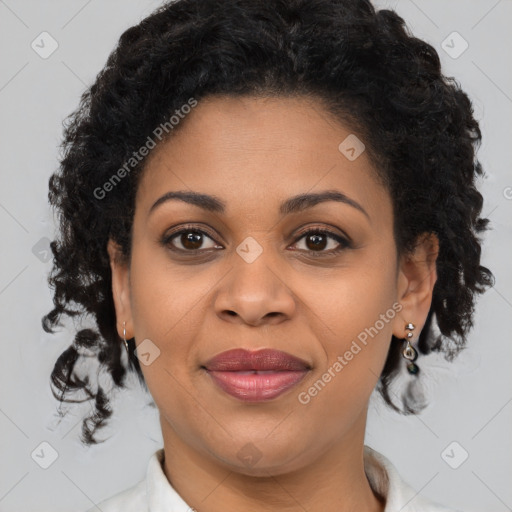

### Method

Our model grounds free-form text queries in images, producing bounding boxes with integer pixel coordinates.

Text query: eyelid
[291,227,351,255]
[293,223,351,244]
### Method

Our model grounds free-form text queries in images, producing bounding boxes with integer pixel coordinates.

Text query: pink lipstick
[203,348,310,402]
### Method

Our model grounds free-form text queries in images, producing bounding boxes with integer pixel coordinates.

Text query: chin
[209,437,313,478]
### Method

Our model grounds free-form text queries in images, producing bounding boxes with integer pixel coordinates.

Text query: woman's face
[109,95,436,476]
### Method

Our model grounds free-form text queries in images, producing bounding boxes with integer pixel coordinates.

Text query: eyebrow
[148,189,370,220]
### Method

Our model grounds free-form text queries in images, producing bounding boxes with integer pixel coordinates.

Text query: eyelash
[161,224,352,257]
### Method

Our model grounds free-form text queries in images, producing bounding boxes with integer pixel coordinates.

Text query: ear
[392,232,439,340]
[107,238,134,340]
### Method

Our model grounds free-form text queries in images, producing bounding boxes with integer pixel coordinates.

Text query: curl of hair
[42,0,494,444]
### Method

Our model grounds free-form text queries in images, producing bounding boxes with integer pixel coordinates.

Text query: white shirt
[86,446,458,512]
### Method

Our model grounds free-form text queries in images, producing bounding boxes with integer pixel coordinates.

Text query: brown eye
[304,232,328,251]
[292,229,350,255]
[163,228,221,252]
[178,231,204,250]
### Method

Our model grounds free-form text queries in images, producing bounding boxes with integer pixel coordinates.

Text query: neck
[159,412,385,512]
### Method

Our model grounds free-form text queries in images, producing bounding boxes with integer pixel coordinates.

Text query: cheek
[313,259,397,344]
[128,256,202,427]
[129,243,203,341]
[301,262,398,406]
[127,243,231,408]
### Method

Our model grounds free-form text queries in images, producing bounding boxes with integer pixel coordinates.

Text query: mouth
[203,348,311,402]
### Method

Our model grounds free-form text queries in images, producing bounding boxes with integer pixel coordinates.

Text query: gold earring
[403,322,419,375]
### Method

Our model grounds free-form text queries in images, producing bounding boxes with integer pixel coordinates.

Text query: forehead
[136,95,391,224]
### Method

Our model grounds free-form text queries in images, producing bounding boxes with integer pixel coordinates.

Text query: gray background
[0,1,511,511]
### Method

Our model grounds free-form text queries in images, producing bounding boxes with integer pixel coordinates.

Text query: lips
[203,348,311,402]
[204,348,311,372]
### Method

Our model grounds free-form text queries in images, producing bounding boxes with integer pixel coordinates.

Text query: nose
[214,253,296,327]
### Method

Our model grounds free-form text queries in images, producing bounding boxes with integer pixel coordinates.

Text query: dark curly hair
[42,0,494,445]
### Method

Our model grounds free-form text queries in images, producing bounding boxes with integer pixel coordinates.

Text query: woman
[43,0,493,510]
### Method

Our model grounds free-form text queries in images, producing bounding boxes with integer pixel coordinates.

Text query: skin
[108,95,439,512]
